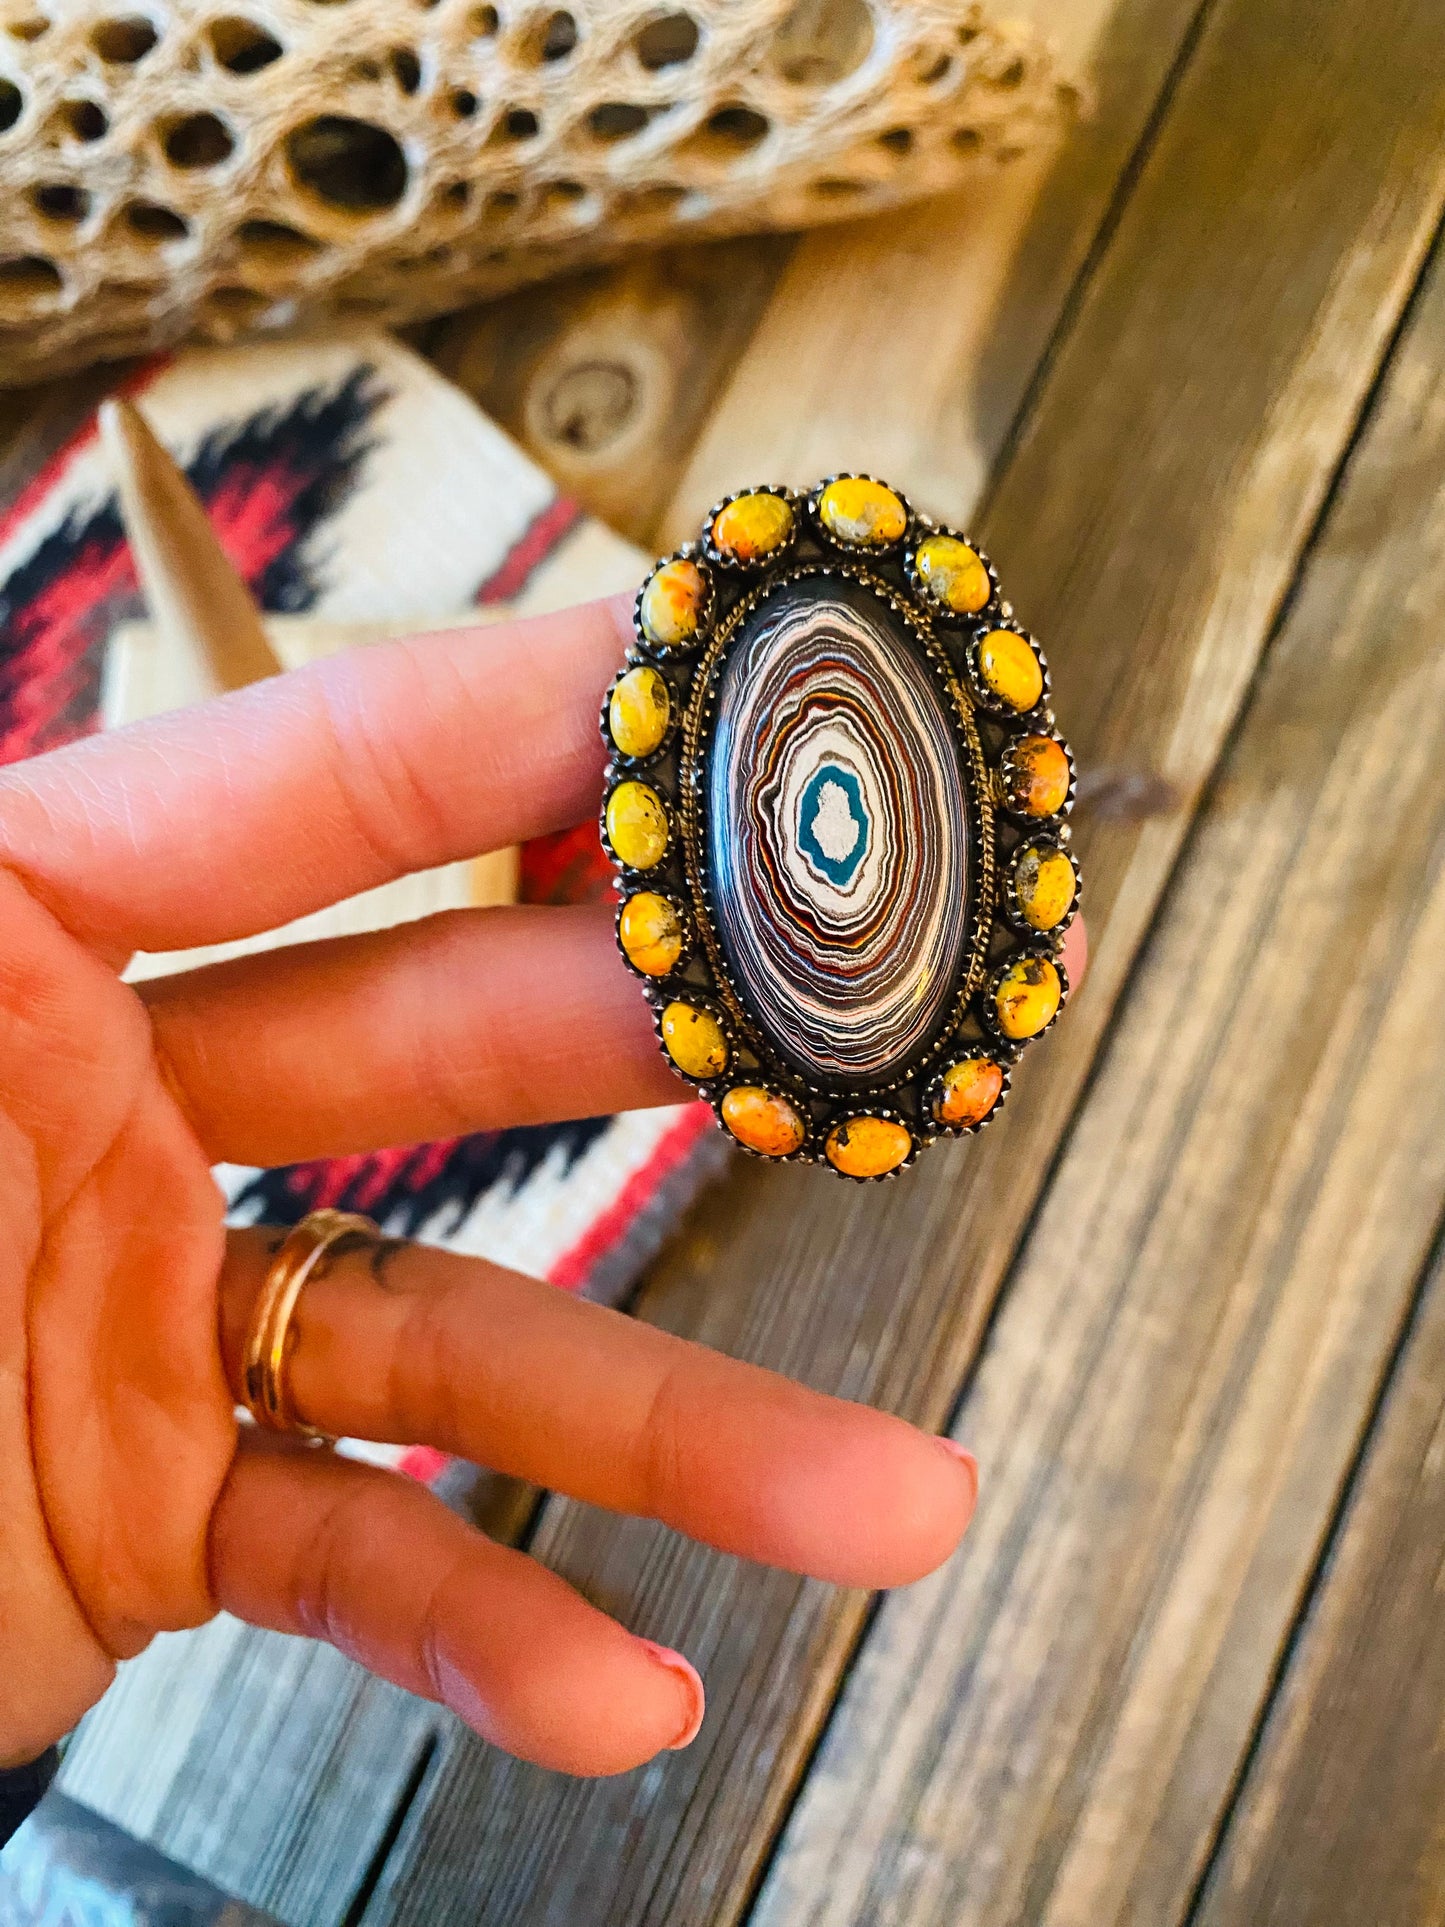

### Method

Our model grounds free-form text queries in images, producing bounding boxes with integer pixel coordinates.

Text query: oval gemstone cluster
[601,476,1079,1180]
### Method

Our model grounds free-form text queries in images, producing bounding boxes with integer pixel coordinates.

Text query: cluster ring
[601,475,1081,1181]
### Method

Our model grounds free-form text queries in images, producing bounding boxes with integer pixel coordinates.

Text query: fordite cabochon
[602,476,1079,1181]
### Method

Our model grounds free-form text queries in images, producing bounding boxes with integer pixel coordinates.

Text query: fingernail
[638,1639,705,1750]
[937,1437,979,1502]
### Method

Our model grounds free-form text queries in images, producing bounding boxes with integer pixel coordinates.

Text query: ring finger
[219,1226,978,1593]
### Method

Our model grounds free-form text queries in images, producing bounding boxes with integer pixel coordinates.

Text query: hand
[0,597,1041,1778]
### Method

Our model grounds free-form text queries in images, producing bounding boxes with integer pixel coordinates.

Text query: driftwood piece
[421,0,1193,551]
[0,0,1076,385]
[413,233,796,549]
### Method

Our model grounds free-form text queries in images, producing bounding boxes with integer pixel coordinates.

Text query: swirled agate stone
[705,575,969,1083]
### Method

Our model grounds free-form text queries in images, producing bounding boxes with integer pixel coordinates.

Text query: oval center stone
[705,574,970,1083]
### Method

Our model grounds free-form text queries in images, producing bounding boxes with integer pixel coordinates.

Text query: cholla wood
[0,0,1073,384]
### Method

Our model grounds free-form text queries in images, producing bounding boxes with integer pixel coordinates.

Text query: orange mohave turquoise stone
[978,629,1044,712]
[661,1002,728,1079]
[1014,845,1076,932]
[609,664,671,758]
[639,558,707,649]
[711,492,794,562]
[721,1086,806,1157]
[605,779,668,869]
[994,955,1061,1040]
[1006,734,1070,816]
[937,1057,1004,1129]
[915,533,991,615]
[825,1115,912,1178]
[819,477,907,547]
[619,892,683,976]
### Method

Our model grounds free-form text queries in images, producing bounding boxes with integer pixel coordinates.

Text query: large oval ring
[601,475,1080,1182]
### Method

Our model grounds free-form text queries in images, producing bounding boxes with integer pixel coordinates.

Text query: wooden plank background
[753,201,1445,1927]
[6,0,1445,1919]
[1196,1238,1445,1927]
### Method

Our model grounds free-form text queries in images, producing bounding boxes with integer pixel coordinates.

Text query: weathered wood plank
[411,234,794,551]
[751,206,1445,1927]
[661,0,1204,538]
[60,1467,534,1925]
[61,1622,440,1927]
[1192,1255,1445,1902]
[360,3,1445,1924]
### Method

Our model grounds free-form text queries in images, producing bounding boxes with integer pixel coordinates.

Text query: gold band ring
[240,1208,381,1439]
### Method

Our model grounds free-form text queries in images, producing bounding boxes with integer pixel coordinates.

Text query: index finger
[0,596,630,956]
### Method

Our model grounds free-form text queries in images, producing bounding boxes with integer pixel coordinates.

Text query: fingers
[211,1435,705,1776]
[143,904,684,1166]
[0,597,630,957]
[1061,912,1087,990]
[145,904,1089,1168]
[221,1229,977,1592]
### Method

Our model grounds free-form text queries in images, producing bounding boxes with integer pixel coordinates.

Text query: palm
[0,598,997,1779]
[2,866,230,1761]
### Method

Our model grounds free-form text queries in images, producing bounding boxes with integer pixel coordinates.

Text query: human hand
[0,596,1069,1778]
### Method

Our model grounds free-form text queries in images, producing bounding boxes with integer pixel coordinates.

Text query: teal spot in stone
[798,762,869,888]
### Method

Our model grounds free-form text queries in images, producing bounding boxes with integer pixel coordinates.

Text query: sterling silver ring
[601,475,1079,1181]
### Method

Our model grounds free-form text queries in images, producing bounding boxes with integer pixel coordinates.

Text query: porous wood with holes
[0,0,1073,384]
[7,0,1445,1917]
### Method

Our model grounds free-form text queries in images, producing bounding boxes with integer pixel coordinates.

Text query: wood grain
[1190,1240,1445,1927]
[413,235,794,550]
[661,0,1204,538]
[60,1618,440,1927]
[751,208,1445,1927]
[358,2,1445,1923]
[1190,943,1445,1918]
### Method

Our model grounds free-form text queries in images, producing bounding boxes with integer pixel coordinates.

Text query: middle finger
[144,902,682,1167]
[146,905,1090,1169]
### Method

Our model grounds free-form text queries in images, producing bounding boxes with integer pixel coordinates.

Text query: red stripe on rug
[474,494,584,607]
[0,357,171,554]
[547,1105,714,1294]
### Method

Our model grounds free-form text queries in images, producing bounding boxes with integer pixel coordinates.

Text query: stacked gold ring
[240,1208,381,1439]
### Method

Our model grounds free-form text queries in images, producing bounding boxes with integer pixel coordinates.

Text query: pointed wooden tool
[99,397,283,692]
[100,394,518,912]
